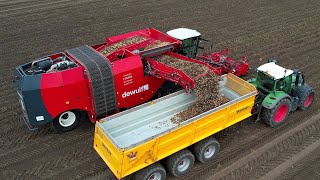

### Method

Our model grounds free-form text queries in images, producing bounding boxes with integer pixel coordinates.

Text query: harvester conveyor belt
[67,45,117,118]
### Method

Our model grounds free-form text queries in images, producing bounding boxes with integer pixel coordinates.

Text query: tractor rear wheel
[263,98,291,127]
[52,110,83,133]
[298,86,314,111]
[134,163,166,180]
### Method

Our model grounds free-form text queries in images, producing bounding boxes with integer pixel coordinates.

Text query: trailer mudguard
[262,92,291,109]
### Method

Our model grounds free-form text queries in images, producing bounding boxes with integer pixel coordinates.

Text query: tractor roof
[257,62,293,79]
[166,28,201,40]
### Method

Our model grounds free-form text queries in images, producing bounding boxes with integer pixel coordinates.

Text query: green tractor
[249,61,315,127]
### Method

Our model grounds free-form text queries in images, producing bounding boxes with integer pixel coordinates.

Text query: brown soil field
[0,0,319,179]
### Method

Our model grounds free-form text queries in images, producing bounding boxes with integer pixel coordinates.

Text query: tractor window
[257,72,274,91]
[276,76,292,93]
[292,73,304,87]
[291,74,296,87]
[276,79,285,90]
[297,74,304,86]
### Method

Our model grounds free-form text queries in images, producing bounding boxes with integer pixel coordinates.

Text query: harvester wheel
[263,98,291,127]
[193,137,220,163]
[297,85,314,111]
[52,110,83,133]
[134,163,166,180]
[165,149,195,177]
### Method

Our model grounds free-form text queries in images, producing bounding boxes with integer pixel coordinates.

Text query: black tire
[165,149,195,177]
[193,137,220,163]
[52,110,83,133]
[297,86,315,111]
[134,163,166,180]
[263,98,291,127]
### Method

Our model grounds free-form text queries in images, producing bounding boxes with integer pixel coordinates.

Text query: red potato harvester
[14,28,249,132]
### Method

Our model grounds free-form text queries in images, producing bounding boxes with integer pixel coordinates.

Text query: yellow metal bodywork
[93,74,257,179]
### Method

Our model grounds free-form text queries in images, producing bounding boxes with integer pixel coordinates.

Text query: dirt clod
[155,55,229,123]
[145,40,170,50]
[100,36,146,55]
[171,72,230,123]
[155,55,210,78]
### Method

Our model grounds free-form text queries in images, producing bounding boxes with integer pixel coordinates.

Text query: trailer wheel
[193,137,220,163]
[166,149,195,177]
[134,163,166,180]
[263,98,291,127]
[52,110,83,132]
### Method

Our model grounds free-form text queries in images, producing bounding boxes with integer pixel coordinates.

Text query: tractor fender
[262,92,291,110]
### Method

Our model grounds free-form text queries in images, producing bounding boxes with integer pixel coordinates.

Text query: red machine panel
[40,67,91,119]
[112,55,165,109]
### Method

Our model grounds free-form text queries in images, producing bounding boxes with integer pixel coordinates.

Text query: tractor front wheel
[52,110,83,133]
[263,98,291,127]
[298,87,314,111]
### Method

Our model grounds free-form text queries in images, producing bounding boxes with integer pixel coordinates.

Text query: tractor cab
[255,62,305,95]
[167,28,201,58]
[255,62,293,94]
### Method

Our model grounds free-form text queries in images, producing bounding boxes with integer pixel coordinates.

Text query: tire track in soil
[0,0,304,49]
[212,8,320,47]
[0,0,104,17]
[208,113,320,180]
[0,0,187,40]
[0,126,53,156]
[180,108,320,180]
[0,128,92,169]
[4,139,94,179]
[192,0,310,41]
[278,146,320,180]
[0,0,199,70]
[50,155,112,180]
[219,16,320,62]
[258,138,320,180]
[0,0,74,12]
[200,3,318,51]
[0,1,299,42]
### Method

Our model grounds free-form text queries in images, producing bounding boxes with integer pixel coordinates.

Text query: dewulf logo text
[122,84,149,98]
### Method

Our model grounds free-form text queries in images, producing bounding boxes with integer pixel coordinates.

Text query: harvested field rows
[0,0,319,179]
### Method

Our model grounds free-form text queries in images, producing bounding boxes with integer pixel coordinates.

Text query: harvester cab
[250,62,314,127]
[166,28,249,76]
[166,28,202,58]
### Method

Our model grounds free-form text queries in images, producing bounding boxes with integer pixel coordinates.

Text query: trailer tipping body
[94,74,257,179]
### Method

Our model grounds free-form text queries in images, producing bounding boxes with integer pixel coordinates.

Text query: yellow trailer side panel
[94,127,123,178]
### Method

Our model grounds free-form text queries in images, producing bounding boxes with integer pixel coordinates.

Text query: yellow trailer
[94,74,257,180]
